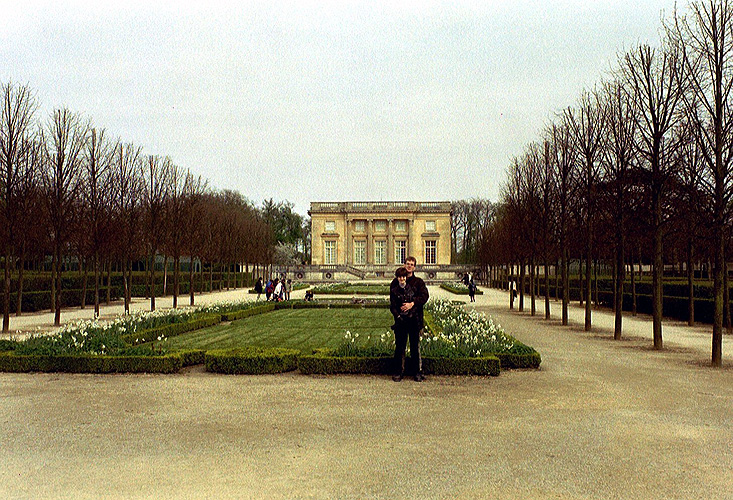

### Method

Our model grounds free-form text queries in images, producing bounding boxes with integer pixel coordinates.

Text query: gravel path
[1,286,731,499]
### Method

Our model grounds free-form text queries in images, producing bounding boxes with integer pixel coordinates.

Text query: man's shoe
[392,374,403,382]
[414,373,425,382]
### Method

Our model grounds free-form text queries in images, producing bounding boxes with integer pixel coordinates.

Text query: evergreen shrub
[205,347,299,374]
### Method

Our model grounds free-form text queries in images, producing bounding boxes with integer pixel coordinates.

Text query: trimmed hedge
[205,347,299,374]
[494,352,542,369]
[0,350,194,373]
[297,349,501,376]
[121,313,222,346]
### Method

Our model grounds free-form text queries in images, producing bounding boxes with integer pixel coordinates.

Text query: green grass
[161,308,394,353]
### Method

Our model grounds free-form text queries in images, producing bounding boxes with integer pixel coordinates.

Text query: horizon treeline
[0,81,307,332]
[476,1,732,367]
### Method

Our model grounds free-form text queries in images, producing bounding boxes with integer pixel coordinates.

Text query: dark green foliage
[297,349,500,376]
[0,339,19,351]
[205,347,299,374]
[297,349,393,375]
[423,356,499,376]
[0,351,186,373]
[494,352,542,369]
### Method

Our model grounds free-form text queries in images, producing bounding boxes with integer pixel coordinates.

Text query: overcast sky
[1,0,680,216]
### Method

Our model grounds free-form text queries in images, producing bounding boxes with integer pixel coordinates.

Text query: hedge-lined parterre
[205,347,299,374]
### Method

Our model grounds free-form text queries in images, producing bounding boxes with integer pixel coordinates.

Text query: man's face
[405,260,415,275]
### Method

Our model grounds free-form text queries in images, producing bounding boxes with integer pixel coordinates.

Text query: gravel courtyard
[1,286,731,499]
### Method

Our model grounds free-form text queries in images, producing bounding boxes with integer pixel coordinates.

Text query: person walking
[389,256,429,382]
[468,278,477,302]
[254,277,263,301]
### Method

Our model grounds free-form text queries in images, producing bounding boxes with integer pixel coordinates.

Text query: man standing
[389,256,429,382]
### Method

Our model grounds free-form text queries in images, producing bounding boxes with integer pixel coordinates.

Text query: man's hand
[401,302,414,312]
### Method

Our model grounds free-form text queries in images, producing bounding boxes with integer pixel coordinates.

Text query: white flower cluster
[420,299,515,357]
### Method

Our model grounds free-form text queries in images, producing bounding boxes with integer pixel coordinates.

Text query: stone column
[387,218,394,265]
[345,216,351,266]
[366,218,373,265]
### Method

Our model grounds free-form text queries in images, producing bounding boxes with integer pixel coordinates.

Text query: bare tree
[142,155,170,311]
[565,89,606,332]
[40,108,88,326]
[601,78,638,339]
[0,82,37,332]
[111,142,143,314]
[672,0,733,366]
[621,41,685,349]
[81,128,115,317]
[549,120,578,325]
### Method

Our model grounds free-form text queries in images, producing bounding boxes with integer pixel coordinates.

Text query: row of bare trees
[0,82,277,331]
[480,1,733,367]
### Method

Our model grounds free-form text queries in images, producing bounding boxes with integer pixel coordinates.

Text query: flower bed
[299,299,538,375]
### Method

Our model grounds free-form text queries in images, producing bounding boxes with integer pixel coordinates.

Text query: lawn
[161,307,394,353]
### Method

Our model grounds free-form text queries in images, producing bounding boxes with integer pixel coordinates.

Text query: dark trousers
[394,326,422,375]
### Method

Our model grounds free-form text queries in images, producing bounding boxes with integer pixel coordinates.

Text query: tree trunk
[149,252,156,311]
[94,253,100,317]
[173,256,180,309]
[614,234,624,340]
[530,257,536,316]
[652,193,663,350]
[585,251,592,332]
[544,258,550,320]
[16,249,25,316]
[562,249,569,326]
[189,257,196,306]
[519,260,525,312]
[632,249,637,316]
[54,247,62,326]
[687,242,695,327]
[80,258,87,310]
[106,262,112,305]
[2,250,10,332]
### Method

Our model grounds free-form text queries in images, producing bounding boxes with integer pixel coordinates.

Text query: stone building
[306,201,454,280]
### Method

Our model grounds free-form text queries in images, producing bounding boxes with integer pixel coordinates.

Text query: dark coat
[389,274,429,330]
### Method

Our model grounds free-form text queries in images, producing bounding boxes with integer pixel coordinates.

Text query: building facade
[309,201,452,275]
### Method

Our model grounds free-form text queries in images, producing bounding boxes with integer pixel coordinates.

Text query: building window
[354,240,366,265]
[395,220,407,232]
[395,240,406,264]
[374,240,386,265]
[324,241,337,264]
[375,220,386,232]
[425,220,436,232]
[355,220,365,232]
[325,220,336,233]
[425,240,437,264]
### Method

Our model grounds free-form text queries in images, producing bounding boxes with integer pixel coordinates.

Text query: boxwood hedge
[0,350,203,374]
[297,348,501,376]
[205,347,299,374]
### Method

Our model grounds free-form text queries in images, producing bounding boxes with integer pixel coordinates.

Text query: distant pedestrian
[273,278,284,301]
[285,279,292,300]
[468,279,477,302]
[265,279,274,301]
[254,277,263,301]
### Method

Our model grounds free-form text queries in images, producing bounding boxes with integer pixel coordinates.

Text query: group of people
[389,256,429,382]
[253,276,292,302]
